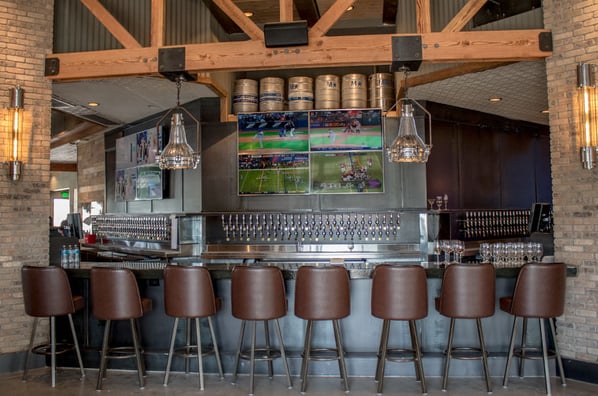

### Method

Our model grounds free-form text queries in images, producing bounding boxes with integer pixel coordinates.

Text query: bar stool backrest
[90,267,143,320]
[510,262,567,318]
[295,265,350,320]
[438,263,495,319]
[231,266,287,320]
[163,265,217,318]
[22,265,75,317]
[371,264,428,320]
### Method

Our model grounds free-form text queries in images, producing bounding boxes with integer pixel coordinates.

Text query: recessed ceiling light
[488,97,502,102]
[541,109,549,114]
[87,101,99,107]
[244,11,254,17]
[346,6,354,11]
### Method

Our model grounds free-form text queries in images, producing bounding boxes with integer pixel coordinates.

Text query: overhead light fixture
[577,63,598,169]
[488,97,502,102]
[6,86,24,181]
[385,70,432,163]
[87,101,99,107]
[156,76,200,170]
[244,11,254,17]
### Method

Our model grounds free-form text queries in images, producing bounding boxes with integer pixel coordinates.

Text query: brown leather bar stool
[21,265,86,387]
[371,264,428,394]
[163,264,224,390]
[501,262,567,395]
[295,265,351,393]
[231,265,292,395]
[90,267,153,390]
[435,263,495,393]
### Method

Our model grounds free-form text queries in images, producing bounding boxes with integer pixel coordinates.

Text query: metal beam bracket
[539,32,553,52]
[391,36,422,72]
[45,57,60,76]
[158,47,196,82]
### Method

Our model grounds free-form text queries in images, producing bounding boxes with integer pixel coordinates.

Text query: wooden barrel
[368,73,395,111]
[288,76,314,110]
[342,73,367,108]
[315,74,340,109]
[232,79,258,114]
[259,77,285,111]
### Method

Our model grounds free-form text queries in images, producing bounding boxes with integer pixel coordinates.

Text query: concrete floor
[3,368,598,396]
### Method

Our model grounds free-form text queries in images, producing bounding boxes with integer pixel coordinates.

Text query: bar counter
[61,262,577,379]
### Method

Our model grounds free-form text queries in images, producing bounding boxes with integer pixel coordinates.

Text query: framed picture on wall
[135,165,164,200]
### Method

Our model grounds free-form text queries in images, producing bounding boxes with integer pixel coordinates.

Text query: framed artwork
[136,165,164,200]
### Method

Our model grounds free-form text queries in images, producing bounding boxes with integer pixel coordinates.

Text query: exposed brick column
[544,0,598,362]
[0,1,54,355]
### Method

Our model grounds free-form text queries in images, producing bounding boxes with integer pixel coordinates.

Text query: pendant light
[385,70,432,163]
[156,76,200,170]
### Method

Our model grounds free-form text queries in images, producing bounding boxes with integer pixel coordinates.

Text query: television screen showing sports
[237,109,384,195]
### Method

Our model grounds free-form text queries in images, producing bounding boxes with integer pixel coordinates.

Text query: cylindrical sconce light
[577,63,598,169]
[8,86,24,181]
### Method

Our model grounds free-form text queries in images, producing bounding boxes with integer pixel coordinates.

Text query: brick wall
[544,0,598,362]
[0,1,54,355]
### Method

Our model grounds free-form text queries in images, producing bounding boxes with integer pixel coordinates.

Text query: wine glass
[533,243,544,262]
[428,198,436,210]
[440,240,453,265]
[452,240,464,263]
[492,243,505,268]
[479,243,491,263]
[433,240,442,266]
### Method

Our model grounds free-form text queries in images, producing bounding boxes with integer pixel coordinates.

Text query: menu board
[237,109,384,195]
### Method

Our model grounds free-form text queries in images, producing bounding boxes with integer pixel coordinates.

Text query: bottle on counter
[60,245,69,268]
[73,244,80,268]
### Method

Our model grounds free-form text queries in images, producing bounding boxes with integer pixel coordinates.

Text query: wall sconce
[7,86,24,181]
[156,76,200,170]
[578,63,598,169]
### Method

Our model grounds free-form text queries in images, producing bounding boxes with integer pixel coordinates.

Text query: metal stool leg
[22,317,39,382]
[300,320,313,393]
[410,320,427,394]
[96,320,111,391]
[232,320,246,385]
[375,319,390,393]
[274,318,293,389]
[130,318,145,389]
[195,318,205,390]
[207,316,225,380]
[50,316,56,388]
[67,313,85,379]
[249,320,257,396]
[540,318,551,396]
[185,318,192,374]
[163,317,179,386]
[333,319,349,392]
[263,320,274,379]
[503,316,518,388]
[549,318,566,387]
[476,318,492,393]
[520,317,528,378]
[442,318,456,391]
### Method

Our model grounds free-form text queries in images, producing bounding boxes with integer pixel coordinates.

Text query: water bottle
[73,244,80,268]
[68,245,76,268]
[60,245,69,268]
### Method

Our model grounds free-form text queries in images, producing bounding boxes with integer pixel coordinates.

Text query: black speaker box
[264,20,309,48]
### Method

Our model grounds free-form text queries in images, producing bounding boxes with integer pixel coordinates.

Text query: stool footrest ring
[382,347,419,363]
[32,342,76,356]
[514,346,556,360]
[303,347,342,362]
[446,346,489,360]
[240,348,282,362]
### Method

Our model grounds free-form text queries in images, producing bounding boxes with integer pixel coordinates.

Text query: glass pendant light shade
[386,99,432,163]
[157,111,200,169]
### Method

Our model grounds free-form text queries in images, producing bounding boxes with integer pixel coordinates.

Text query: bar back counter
[60,260,576,379]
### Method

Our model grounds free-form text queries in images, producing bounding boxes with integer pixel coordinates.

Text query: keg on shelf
[341,73,367,109]
[315,74,340,109]
[232,78,258,114]
[259,77,285,112]
[288,76,314,111]
[368,72,395,111]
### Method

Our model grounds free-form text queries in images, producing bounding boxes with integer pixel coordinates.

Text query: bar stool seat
[90,267,153,390]
[435,263,495,393]
[21,265,86,387]
[162,264,224,390]
[231,265,292,395]
[295,265,351,393]
[501,262,567,395]
[371,264,428,394]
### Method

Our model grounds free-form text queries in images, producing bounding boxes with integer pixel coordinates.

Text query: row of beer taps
[220,212,401,242]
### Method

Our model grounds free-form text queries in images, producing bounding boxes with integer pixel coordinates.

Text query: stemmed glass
[533,243,544,262]
[479,243,491,263]
[452,240,464,263]
[433,240,442,266]
[428,198,436,210]
[440,240,453,265]
[492,243,505,268]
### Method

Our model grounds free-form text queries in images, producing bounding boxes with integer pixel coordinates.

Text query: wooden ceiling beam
[396,61,514,98]
[280,0,294,22]
[51,121,106,149]
[309,0,356,39]
[416,0,431,33]
[79,0,142,48]
[443,0,488,32]
[212,0,264,41]
[45,30,551,81]
[295,0,320,26]
[150,0,165,47]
